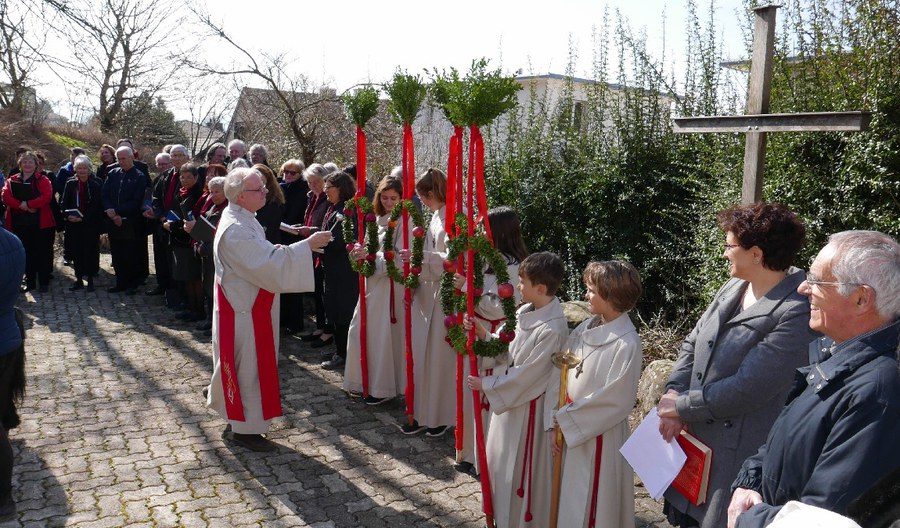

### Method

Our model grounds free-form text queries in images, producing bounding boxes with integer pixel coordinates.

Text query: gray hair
[155,152,171,164]
[390,165,402,178]
[224,167,261,202]
[115,146,134,158]
[207,176,226,191]
[303,163,328,182]
[73,154,93,171]
[206,142,226,161]
[323,162,339,174]
[828,230,900,319]
[170,145,189,157]
[228,158,250,171]
[249,143,267,158]
[228,139,246,151]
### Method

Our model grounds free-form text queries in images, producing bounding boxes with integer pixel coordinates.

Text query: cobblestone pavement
[5,250,674,527]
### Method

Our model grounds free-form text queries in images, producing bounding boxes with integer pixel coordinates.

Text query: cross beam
[671,4,871,204]
[673,111,872,133]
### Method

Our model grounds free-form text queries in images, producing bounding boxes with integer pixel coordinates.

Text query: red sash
[216,283,282,422]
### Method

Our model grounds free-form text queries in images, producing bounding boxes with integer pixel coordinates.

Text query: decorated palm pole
[434,59,520,528]
[341,86,380,398]
[385,72,427,426]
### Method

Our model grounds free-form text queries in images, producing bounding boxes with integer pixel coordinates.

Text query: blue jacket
[733,320,900,527]
[0,226,25,356]
[55,162,74,196]
[102,165,147,217]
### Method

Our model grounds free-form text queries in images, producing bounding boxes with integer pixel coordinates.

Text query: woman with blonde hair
[252,164,285,244]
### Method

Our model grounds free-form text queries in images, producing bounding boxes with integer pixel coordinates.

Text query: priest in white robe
[206,167,330,452]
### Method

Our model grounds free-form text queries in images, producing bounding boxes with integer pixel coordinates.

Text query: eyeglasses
[804,273,863,288]
[724,243,741,250]
[282,170,298,176]
[323,185,335,190]
[243,186,268,194]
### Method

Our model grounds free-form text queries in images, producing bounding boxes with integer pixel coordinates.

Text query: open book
[189,215,217,243]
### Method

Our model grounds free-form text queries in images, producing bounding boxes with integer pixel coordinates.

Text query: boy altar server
[467,252,570,528]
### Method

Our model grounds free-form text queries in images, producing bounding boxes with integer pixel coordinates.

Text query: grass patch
[47,132,90,149]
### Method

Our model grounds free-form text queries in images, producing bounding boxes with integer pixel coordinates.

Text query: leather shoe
[145,286,165,296]
[231,433,276,452]
[321,355,345,370]
[310,335,334,348]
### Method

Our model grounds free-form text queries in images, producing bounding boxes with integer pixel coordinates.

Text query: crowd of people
[1,139,898,527]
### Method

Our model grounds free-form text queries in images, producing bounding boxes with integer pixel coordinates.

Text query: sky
[37,0,753,122]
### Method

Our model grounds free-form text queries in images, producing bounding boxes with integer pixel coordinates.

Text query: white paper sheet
[619,407,687,499]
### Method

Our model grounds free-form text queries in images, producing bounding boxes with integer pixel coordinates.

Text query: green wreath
[383,200,426,289]
[342,197,379,277]
[440,214,518,358]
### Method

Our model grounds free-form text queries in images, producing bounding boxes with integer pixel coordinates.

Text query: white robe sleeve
[218,226,315,294]
[555,337,641,449]
[482,325,566,415]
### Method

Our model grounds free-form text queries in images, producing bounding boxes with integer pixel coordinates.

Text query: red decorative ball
[442,260,456,273]
[499,331,515,343]
[344,207,354,216]
[346,243,355,253]
[497,283,514,299]
[410,266,422,275]
[365,253,376,262]
[473,288,484,297]
[384,250,395,261]
[444,315,456,328]
[388,220,398,229]
[444,335,452,345]
[365,212,377,222]
[454,288,462,296]
[412,226,425,238]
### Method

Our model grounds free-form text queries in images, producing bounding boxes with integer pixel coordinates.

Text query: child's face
[417,190,443,211]
[584,280,612,317]
[518,274,545,305]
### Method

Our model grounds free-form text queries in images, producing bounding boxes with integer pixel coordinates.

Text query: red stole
[163,170,180,210]
[215,283,282,421]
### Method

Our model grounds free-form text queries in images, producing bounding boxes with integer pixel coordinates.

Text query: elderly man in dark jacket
[728,230,900,528]
[0,225,25,521]
[102,147,147,294]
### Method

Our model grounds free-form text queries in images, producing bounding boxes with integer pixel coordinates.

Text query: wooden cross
[673,4,871,204]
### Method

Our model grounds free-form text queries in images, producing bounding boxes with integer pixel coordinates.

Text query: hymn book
[672,430,713,505]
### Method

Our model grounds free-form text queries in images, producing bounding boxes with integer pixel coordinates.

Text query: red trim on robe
[216,283,282,422]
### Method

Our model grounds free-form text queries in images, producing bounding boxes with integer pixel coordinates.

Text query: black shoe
[425,425,450,438]
[321,349,335,360]
[284,327,304,336]
[38,285,49,293]
[63,259,73,267]
[231,433,277,452]
[299,332,323,342]
[202,386,209,399]
[145,286,165,296]
[85,279,95,292]
[125,288,138,296]
[20,284,34,293]
[398,420,426,435]
[0,495,15,522]
[321,355,345,370]
[364,395,390,406]
[107,286,127,293]
[453,461,476,475]
[310,335,334,348]
[69,280,84,291]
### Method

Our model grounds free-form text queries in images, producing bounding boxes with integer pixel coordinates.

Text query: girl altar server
[343,175,407,405]
[466,251,570,528]
[548,260,643,528]
[455,207,528,474]
[400,168,454,436]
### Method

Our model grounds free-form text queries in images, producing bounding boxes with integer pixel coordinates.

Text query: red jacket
[1,173,57,230]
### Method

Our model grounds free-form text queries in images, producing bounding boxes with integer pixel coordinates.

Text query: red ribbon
[588,435,604,528]
[455,354,465,452]
[356,126,370,398]
[445,126,464,236]
[470,126,493,243]
[402,123,415,422]
[216,284,282,422]
[517,398,538,522]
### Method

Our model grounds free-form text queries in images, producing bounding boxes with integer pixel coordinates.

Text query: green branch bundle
[383,200,426,289]
[342,85,380,128]
[342,197,378,277]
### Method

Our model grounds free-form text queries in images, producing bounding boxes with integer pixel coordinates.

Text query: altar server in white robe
[547,260,643,528]
[207,167,331,452]
[467,252,569,528]
[343,175,408,403]
[400,168,456,436]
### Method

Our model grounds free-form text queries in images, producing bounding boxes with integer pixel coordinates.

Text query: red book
[672,430,713,505]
